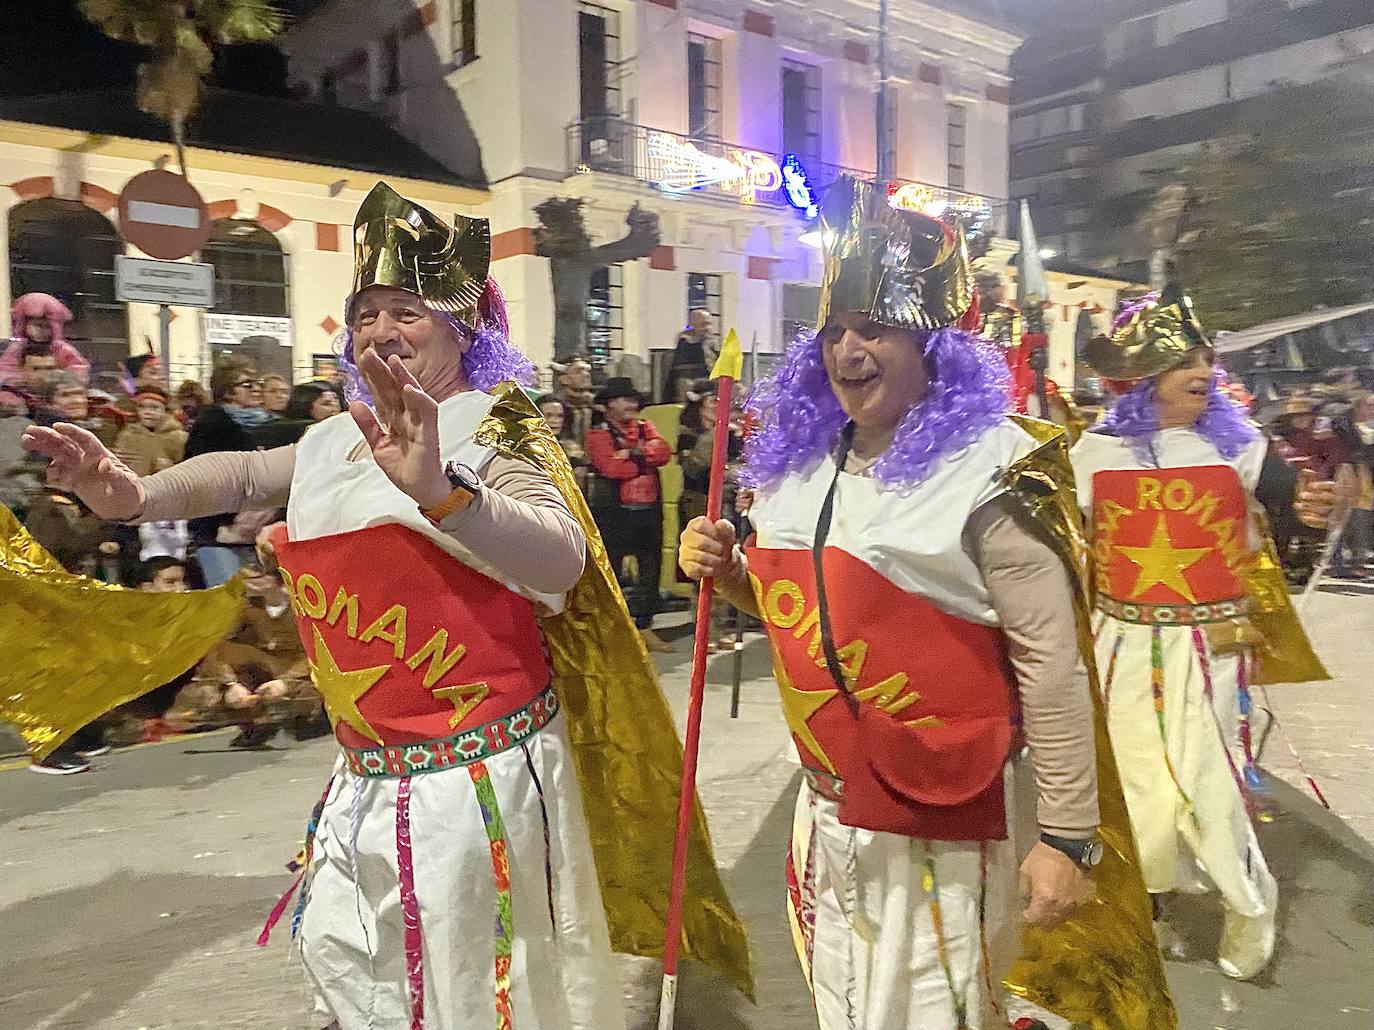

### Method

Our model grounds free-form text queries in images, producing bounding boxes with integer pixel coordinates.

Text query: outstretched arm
[138,446,296,522]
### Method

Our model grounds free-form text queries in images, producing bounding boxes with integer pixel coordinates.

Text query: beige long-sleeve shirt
[715,455,1098,838]
[135,444,586,597]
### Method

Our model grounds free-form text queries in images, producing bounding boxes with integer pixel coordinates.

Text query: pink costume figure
[2,293,89,386]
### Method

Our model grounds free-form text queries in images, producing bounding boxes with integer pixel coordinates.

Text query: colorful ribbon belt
[802,765,844,803]
[342,684,560,778]
[1095,595,1253,626]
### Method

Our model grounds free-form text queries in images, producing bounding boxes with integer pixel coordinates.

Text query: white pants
[299,713,625,1030]
[1094,614,1276,920]
[787,769,1056,1030]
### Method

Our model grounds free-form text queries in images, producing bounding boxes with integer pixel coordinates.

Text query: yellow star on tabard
[1116,514,1211,603]
[770,645,839,774]
[307,625,390,745]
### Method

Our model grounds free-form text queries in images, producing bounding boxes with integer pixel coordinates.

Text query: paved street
[1,587,1370,1030]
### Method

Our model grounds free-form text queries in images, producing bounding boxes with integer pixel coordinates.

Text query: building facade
[282,0,1022,391]
[0,90,485,386]
[1010,0,1374,274]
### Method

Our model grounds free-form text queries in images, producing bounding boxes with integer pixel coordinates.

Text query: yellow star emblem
[770,644,838,774]
[1116,514,1210,603]
[307,625,390,745]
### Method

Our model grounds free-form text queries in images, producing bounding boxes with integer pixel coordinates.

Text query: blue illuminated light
[781,154,818,219]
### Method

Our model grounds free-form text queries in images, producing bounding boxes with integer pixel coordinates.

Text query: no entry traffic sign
[117,170,210,261]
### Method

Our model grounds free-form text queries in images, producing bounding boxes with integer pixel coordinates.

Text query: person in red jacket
[585,377,674,651]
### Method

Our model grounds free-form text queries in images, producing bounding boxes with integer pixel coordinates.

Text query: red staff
[657,328,744,1029]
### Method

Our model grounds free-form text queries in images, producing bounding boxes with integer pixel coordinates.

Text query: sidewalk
[1252,584,1374,848]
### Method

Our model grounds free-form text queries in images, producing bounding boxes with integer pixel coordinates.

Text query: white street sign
[115,255,214,308]
[204,313,294,348]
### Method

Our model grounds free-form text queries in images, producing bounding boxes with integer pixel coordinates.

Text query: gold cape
[1239,528,1329,685]
[0,504,245,759]
[475,385,755,1000]
[1001,415,1178,1030]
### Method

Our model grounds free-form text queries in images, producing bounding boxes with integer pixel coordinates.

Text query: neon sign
[888,182,992,225]
[647,132,783,203]
[781,154,818,218]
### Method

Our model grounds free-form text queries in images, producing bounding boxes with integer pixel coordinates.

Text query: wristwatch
[1040,833,1104,872]
[419,460,482,526]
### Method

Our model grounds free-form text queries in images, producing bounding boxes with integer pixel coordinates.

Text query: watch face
[444,461,480,492]
[1085,841,1104,867]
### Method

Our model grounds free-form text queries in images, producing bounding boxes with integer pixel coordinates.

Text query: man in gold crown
[1072,286,1332,980]
[680,176,1175,1029]
[23,182,750,1028]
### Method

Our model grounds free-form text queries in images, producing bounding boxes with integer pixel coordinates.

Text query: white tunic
[288,393,623,1030]
[750,419,1042,626]
[752,421,1055,1030]
[1069,429,1276,936]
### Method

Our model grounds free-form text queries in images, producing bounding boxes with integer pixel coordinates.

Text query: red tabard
[1091,464,1251,606]
[746,544,1018,840]
[273,522,549,748]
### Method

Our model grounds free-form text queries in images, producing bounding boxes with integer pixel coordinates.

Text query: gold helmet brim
[350,181,491,325]
[816,175,974,331]
[1085,283,1211,381]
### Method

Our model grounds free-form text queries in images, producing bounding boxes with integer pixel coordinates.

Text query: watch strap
[419,485,475,525]
[1040,832,1102,870]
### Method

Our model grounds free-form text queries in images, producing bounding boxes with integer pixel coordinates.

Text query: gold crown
[1084,282,1210,381]
[816,175,975,331]
[351,182,491,324]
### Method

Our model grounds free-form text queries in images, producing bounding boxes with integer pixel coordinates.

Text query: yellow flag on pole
[711,328,744,380]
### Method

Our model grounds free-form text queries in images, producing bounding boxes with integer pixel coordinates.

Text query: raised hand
[350,349,451,509]
[22,422,144,520]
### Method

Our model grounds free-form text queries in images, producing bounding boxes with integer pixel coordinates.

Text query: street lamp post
[875,0,893,189]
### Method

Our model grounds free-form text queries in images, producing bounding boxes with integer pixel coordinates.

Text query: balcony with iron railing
[566,117,1009,237]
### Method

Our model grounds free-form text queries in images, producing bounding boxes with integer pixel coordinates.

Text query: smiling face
[351,285,470,398]
[820,311,929,451]
[1154,349,1215,429]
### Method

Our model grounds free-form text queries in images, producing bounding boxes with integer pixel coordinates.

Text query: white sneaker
[1218,877,1279,980]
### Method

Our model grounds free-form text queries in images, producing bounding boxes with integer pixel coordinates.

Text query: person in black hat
[585,377,674,651]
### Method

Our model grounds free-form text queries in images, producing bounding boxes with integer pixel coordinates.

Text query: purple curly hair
[1112,291,1159,333]
[1097,369,1259,461]
[745,325,1011,492]
[336,278,535,403]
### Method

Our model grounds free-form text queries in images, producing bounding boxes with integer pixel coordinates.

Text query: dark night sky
[1,0,1038,99]
[0,0,291,98]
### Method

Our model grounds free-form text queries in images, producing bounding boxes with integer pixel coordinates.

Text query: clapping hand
[1294,467,1350,530]
[350,349,452,510]
[21,422,144,520]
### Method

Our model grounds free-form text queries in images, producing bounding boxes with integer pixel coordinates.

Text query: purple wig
[337,278,535,403]
[1112,291,1159,334]
[1097,369,1259,461]
[745,325,1011,492]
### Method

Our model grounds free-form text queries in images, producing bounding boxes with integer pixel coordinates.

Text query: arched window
[8,198,126,371]
[202,219,292,381]
[202,219,289,317]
